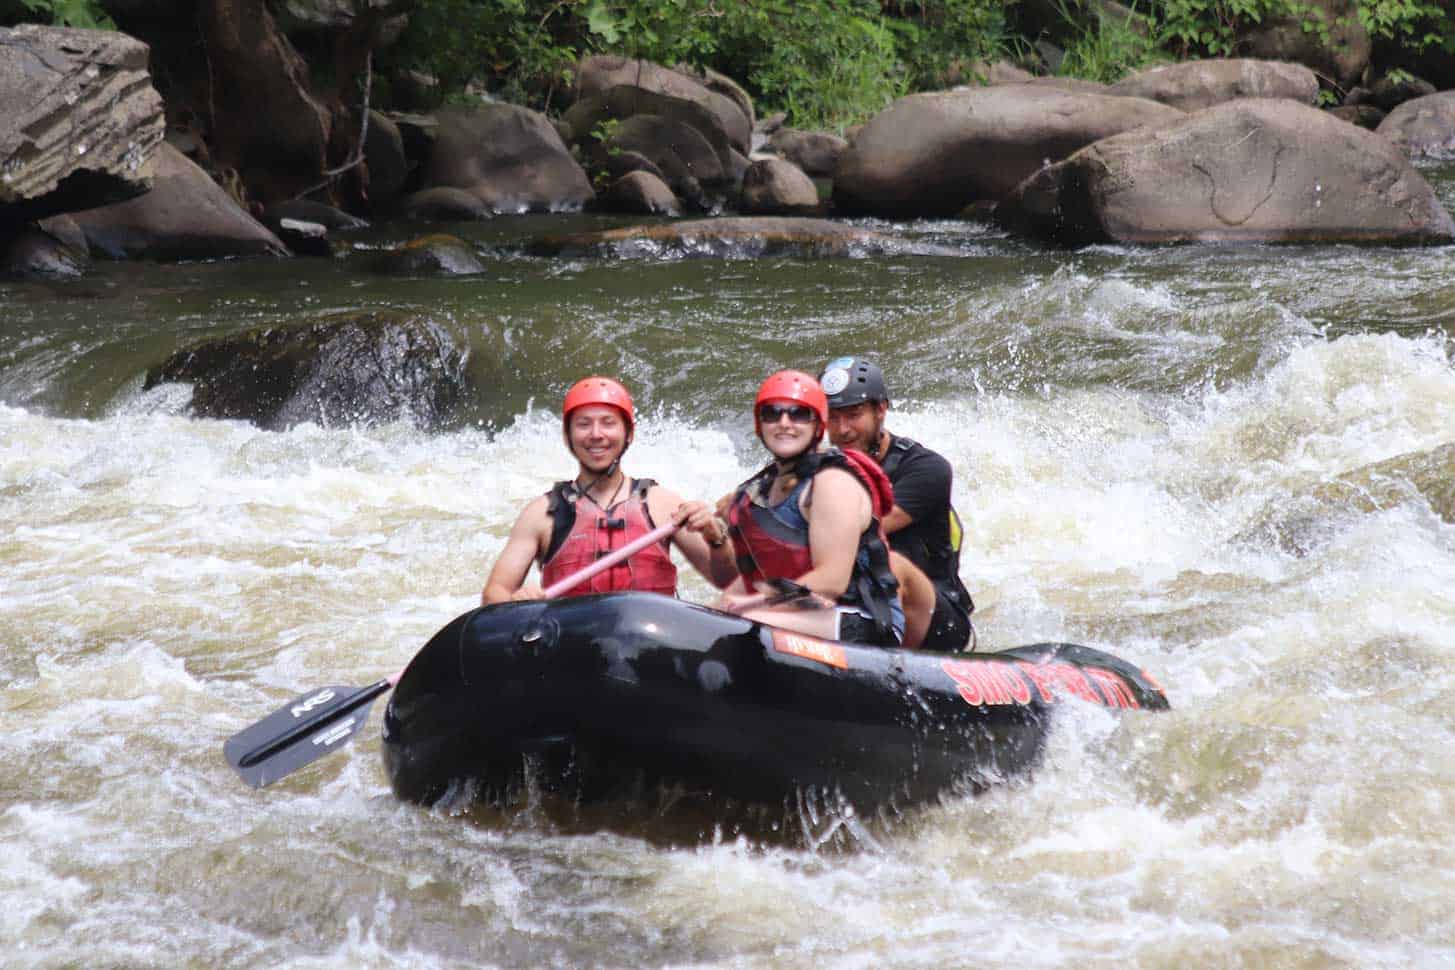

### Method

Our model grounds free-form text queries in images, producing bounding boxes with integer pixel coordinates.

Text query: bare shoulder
[510,493,554,541]
[812,465,863,493]
[805,465,871,519]
[644,482,685,518]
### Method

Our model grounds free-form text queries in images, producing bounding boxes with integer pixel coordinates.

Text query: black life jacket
[880,436,974,615]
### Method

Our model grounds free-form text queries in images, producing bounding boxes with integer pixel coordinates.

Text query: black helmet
[819,357,889,408]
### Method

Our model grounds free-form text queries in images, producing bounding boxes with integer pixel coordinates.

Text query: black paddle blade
[223,679,391,788]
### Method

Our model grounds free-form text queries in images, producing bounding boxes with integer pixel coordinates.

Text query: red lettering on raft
[940,659,1142,709]
[940,660,1033,706]
[1083,667,1141,708]
[771,631,849,670]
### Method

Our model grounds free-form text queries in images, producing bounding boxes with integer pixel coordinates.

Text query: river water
[4,168,1455,968]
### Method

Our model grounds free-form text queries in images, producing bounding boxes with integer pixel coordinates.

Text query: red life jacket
[539,478,677,597]
[727,448,900,639]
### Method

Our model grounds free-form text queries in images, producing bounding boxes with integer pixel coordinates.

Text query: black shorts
[835,608,901,648]
[922,587,974,652]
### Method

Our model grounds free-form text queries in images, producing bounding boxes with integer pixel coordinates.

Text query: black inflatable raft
[381,593,1168,815]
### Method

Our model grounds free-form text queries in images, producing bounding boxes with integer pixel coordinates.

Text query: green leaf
[586,1,622,44]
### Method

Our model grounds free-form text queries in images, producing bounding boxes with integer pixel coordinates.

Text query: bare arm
[480,496,551,605]
[647,487,738,589]
[799,467,872,600]
[881,504,913,534]
[889,551,934,650]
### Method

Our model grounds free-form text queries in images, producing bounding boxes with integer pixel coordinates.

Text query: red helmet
[754,369,828,443]
[562,376,635,433]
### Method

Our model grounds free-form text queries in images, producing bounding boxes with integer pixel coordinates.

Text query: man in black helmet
[818,356,976,652]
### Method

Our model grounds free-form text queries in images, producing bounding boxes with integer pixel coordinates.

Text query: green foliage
[886,0,1013,90]
[713,0,910,131]
[389,0,1016,131]
[1153,0,1454,60]
[1156,0,1272,57]
[1056,1,1167,82]
[1356,0,1453,52]
[387,0,1451,131]
[388,0,581,108]
[580,0,718,65]
[2,0,113,29]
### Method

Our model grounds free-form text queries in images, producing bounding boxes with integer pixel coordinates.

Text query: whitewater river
[4,170,1455,968]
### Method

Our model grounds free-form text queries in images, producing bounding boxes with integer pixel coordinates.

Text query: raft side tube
[381,593,1167,811]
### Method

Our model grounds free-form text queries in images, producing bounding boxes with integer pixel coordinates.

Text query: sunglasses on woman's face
[758,403,816,424]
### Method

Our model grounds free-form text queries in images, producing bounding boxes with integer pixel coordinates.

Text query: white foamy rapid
[4,323,1454,968]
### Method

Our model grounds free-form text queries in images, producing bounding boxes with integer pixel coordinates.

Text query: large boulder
[738,159,820,215]
[67,143,289,259]
[563,85,738,199]
[768,128,848,177]
[998,98,1454,245]
[362,109,411,208]
[1240,0,1370,90]
[0,26,165,225]
[371,233,485,275]
[1107,58,1319,112]
[676,64,755,133]
[600,170,680,216]
[527,216,915,259]
[593,114,727,206]
[573,55,751,155]
[1377,91,1455,159]
[1,218,90,279]
[143,311,471,430]
[418,104,593,214]
[832,84,1184,219]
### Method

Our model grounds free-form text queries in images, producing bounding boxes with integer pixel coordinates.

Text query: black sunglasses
[758,403,816,424]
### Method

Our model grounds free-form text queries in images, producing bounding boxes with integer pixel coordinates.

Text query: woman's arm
[798,467,872,600]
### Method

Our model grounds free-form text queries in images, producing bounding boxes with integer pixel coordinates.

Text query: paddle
[224,518,682,788]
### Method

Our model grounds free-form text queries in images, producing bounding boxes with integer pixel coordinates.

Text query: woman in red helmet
[717,370,905,646]
[481,376,735,604]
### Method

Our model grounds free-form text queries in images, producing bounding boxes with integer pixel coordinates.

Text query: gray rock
[0,26,165,222]
[528,216,900,259]
[1107,58,1319,112]
[1367,73,1436,112]
[1326,104,1385,130]
[593,113,728,206]
[373,233,484,274]
[573,55,751,155]
[768,128,848,177]
[564,85,736,190]
[363,110,411,208]
[143,311,471,430]
[601,170,680,216]
[420,104,593,213]
[833,84,1184,218]
[1378,91,1455,158]
[67,143,289,259]
[398,186,492,221]
[739,158,820,214]
[1,218,90,278]
[998,98,1454,245]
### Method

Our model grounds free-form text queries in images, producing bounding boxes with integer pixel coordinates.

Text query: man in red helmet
[481,376,734,604]
[717,370,905,646]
